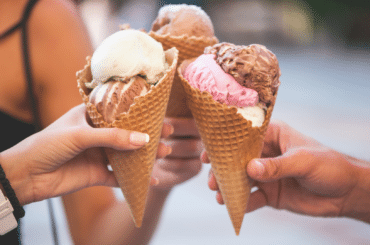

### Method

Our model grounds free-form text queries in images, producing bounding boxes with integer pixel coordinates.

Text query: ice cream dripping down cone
[77,47,179,227]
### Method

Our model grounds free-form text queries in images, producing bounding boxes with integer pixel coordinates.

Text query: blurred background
[22,0,370,244]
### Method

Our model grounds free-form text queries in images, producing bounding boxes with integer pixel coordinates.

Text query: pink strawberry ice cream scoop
[183,43,281,127]
[184,54,258,107]
[205,43,281,105]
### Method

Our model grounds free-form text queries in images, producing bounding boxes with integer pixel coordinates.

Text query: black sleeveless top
[0,0,41,243]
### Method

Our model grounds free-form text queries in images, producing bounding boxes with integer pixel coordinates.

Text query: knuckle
[110,128,129,146]
[265,159,282,179]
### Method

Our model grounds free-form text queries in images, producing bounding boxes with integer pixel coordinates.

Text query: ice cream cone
[148,32,218,118]
[178,58,278,235]
[77,47,179,227]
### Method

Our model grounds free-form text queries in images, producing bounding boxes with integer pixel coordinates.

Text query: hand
[203,120,370,222]
[151,118,202,191]
[0,104,173,205]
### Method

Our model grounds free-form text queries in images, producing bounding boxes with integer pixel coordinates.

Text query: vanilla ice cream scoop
[88,29,167,88]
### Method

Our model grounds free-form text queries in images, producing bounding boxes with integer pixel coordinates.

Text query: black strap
[0,163,25,220]
[0,22,22,40]
[21,0,43,132]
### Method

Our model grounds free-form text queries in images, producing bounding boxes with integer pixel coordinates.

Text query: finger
[156,142,172,159]
[201,150,210,163]
[164,117,200,137]
[150,177,159,186]
[246,189,268,213]
[216,191,224,204]
[44,104,88,130]
[262,120,321,158]
[208,169,219,191]
[69,158,119,188]
[161,122,174,139]
[73,127,150,151]
[163,137,203,158]
[155,157,198,172]
[248,148,315,182]
[151,158,202,189]
[260,121,283,158]
[98,171,119,187]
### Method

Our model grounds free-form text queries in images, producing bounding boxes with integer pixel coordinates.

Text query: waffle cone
[178,59,278,235]
[77,47,178,227]
[148,32,218,118]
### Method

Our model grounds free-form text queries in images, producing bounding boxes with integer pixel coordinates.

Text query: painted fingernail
[253,160,265,177]
[130,132,150,146]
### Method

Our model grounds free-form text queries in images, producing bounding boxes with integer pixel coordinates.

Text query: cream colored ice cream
[87,29,167,89]
[86,29,168,122]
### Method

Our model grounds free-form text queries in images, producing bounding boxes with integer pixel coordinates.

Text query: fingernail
[253,160,265,177]
[166,145,172,156]
[169,125,175,135]
[152,177,159,186]
[130,132,150,146]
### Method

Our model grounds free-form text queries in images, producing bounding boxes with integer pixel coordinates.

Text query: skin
[0,0,90,126]
[203,121,370,224]
[0,104,173,205]
[0,0,203,244]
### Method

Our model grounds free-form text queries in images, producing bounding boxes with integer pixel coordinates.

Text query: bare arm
[87,188,171,245]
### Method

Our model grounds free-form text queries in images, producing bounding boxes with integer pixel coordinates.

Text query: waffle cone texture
[178,59,278,235]
[77,47,178,227]
[148,32,218,118]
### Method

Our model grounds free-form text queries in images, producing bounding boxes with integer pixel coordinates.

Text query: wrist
[0,152,26,223]
[342,159,370,223]
[0,151,33,206]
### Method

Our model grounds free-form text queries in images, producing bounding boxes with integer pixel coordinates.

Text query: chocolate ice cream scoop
[205,43,281,105]
[89,76,149,123]
[151,4,214,38]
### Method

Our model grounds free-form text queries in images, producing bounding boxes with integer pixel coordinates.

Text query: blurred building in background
[79,0,369,49]
[204,0,370,48]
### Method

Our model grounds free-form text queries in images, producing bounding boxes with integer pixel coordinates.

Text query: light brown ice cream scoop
[89,76,149,123]
[151,4,214,38]
[205,43,281,105]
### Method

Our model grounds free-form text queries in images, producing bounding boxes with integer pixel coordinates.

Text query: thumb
[73,127,150,151]
[247,149,314,182]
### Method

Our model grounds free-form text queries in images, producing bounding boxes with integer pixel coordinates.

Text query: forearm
[342,157,370,223]
[88,187,171,245]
